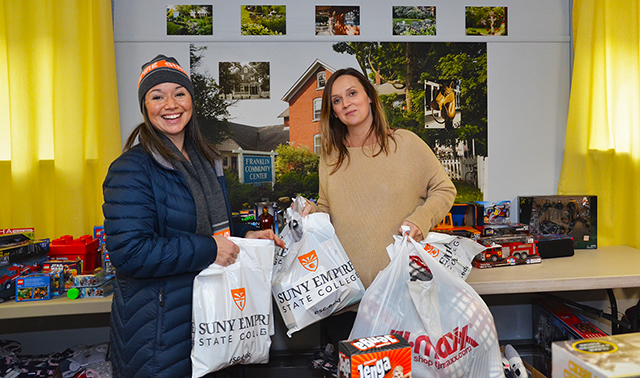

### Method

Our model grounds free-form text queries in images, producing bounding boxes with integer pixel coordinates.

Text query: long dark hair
[320,67,395,173]
[124,102,220,166]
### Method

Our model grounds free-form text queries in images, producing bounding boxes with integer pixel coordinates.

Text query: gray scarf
[161,135,229,236]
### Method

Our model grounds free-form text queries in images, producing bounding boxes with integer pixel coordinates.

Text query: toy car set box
[532,297,608,376]
[0,232,50,301]
[551,332,640,378]
[49,235,100,273]
[477,200,511,224]
[338,334,411,378]
[518,195,597,249]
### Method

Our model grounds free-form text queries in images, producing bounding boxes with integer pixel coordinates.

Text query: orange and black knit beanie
[137,54,195,112]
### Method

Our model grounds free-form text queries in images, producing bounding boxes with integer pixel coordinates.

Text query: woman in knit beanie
[102,54,283,378]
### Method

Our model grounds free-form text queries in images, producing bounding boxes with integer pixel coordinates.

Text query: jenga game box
[338,334,411,378]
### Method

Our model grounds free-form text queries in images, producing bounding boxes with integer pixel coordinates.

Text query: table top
[467,245,640,295]
[0,295,112,320]
[1,246,639,320]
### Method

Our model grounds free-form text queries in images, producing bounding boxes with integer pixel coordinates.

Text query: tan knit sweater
[314,129,456,289]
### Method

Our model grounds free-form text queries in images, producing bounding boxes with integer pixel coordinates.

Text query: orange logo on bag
[423,243,439,257]
[231,288,246,311]
[298,250,319,272]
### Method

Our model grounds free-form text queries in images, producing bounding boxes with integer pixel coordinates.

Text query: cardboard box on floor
[552,332,640,378]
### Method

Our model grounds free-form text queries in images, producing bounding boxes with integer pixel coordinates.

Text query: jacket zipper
[156,287,165,347]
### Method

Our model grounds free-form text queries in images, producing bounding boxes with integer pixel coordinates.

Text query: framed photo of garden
[465,6,507,36]
[392,6,436,36]
[166,5,213,35]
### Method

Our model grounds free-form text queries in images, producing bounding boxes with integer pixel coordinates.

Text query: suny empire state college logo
[298,250,319,272]
[231,288,246,311]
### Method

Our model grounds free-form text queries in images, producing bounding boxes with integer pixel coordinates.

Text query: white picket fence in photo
[439,155,487,193]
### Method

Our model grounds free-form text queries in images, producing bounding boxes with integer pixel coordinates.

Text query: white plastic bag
[191,237,275,378]
[351,234,504,378]
[414,232,486,281]
[271,199,365,337]
[273,196,306,276]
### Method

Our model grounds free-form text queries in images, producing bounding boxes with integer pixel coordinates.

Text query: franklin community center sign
[233,148,277,186]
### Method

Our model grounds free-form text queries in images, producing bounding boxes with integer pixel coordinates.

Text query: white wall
[114,0,572,207]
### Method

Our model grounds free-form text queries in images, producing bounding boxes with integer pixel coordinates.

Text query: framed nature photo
[465,6,507,36]
[241,5,286,35]
[392,6,436,36]
[167,5,213,35]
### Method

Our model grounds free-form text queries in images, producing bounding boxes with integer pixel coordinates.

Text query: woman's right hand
[213,234,240,266]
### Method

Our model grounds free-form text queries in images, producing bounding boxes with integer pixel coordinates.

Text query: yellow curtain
[0,1,122,239]
[558,0,640,249]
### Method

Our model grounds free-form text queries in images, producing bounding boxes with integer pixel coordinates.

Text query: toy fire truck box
[532,297,608,377]
[42,259,82,289]
[0,236,50,302]
[518,195,597,249]
[68,275,114,299]
[472,233,541,269]
[338,334,411,378]
[49,235,100,273]
[551,332,640,378]
[0,228,35,240]
[15,271,64,301]
[72,268,108,287]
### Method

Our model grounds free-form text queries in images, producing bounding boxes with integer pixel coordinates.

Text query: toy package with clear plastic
[350,233,504,378]
[518,195,597,249]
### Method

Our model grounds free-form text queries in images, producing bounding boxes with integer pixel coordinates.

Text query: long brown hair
[320,67,395,173]
[124,99,220,166]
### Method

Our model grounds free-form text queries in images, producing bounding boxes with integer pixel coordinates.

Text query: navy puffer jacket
[103,145,251,378]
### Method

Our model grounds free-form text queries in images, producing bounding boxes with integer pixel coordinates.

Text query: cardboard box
[15,271,64,301]
[42,259,82,289]
[0,237,50,301]
[518,195,597,249]
[68,276,114,299]
[500,346,548,378]
[338,334,411,378]
[533,297,608,376]
[0,228,35,240]
[72,268,107,287]
[552,332,640,378]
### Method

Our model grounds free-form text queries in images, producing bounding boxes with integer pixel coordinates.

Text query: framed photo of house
[218,61,270,100]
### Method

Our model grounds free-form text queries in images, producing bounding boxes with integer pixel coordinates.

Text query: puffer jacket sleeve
[102,150,218,279]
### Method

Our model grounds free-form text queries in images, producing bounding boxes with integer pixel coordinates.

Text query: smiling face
[330,74,373,132]
[144,82,193,146]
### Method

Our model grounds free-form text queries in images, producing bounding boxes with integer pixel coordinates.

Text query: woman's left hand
[399,220,424,242]
[245,229,286,249]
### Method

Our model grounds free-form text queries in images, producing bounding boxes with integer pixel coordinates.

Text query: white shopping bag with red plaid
[272,209,365,337]
[350,233,504,378]
[191,237,275,377]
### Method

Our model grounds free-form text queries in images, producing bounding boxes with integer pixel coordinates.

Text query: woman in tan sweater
[307,67,456,350]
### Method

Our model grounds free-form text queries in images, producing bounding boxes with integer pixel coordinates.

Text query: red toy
[49,235,100,273]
